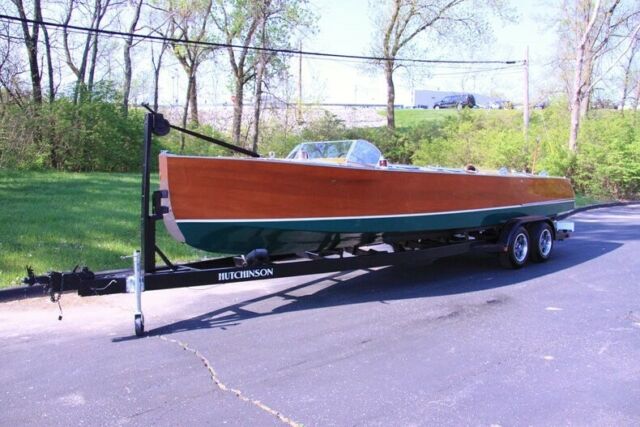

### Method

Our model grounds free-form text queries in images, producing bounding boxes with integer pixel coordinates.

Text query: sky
[148,0,560,107]
[294,0,558,105]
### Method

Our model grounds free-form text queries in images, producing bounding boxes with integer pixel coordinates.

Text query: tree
[211,0,313,146]
[248,0,314,152]
[163,0,215,152]
[0,21,28,108]
[619,18,639,114]
[564,0,640,151]
[62,0,117,103]
[150,28,171,112]
[122,0,144,115]
[210,0,260,145]
[42,23,56,103]
[371,0,505,130]
[11,0,42,104]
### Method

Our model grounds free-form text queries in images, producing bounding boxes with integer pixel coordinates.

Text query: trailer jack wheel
[135,313,145,337]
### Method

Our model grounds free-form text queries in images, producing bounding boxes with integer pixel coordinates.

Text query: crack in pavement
[158,335,302,426]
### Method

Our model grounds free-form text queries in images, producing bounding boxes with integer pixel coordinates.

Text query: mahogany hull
[159,153,575,255]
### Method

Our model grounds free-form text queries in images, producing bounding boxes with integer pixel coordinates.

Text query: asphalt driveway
[1,205,639,426]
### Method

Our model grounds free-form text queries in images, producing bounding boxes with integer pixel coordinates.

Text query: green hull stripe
[174,201,574,255]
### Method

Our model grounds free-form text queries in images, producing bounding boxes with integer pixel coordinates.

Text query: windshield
[287,140,382,166]
[287,140,353,160]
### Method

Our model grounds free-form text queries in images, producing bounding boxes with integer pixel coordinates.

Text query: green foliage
[0,84,143,172]
[573,113,640,198]
[408,104,639,198]
[412,109,529,170]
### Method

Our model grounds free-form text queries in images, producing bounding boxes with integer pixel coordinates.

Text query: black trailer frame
[24,110,574,337]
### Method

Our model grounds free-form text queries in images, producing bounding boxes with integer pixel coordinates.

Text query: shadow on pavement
[113,232,623,342]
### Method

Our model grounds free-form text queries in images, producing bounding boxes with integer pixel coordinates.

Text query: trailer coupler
[23,265,96,301]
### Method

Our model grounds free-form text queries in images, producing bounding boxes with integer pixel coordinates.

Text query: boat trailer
[22,109,575,337]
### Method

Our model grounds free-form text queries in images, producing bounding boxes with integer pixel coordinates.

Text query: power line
[0,14,524,66]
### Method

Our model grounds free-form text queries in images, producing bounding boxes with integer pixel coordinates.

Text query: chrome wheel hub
[539,229,552,257]
[514,233,529,263]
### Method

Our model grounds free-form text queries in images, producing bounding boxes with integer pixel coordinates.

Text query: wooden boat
[159,140,575,255]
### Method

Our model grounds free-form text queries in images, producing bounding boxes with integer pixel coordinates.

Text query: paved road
[1,205,639,426]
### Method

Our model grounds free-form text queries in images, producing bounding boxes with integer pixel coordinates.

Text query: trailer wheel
[530,222,554,263]
[135,314,145,337]
[499,226,530,269]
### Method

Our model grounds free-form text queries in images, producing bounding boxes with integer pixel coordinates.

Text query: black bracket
[152,190,169,220]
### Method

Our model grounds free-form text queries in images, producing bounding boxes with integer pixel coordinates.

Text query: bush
[409,105,639,198]
[574,113,640,198]
[412,109,529,171]
[0,84,144,172]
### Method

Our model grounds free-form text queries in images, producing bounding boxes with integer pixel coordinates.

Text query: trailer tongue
[22,109,574,337]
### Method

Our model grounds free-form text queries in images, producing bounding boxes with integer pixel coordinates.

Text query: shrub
[0,83,144,172]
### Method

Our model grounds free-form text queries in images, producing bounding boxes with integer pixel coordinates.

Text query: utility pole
[523,46,530,137]
[297,39,302,123]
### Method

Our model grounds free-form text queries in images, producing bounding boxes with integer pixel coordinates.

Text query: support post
[523,46,530,138]
[133,250,145,336]
[297,40,302,123]
[141,113,156,273]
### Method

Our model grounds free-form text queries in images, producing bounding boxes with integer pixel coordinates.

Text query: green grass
[385,108,527,129]
[575,194,612,207]
[0,170,209,288]
[381,108,458,128]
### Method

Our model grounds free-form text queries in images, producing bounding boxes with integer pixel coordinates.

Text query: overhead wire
[0,13,525,66]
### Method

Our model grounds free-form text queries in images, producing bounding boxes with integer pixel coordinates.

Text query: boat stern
[158,152,186,243]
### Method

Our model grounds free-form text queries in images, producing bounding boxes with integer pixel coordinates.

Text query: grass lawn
[0,170,208,287]
[391,108,458,127]
[387,108,528,129]
[575,194,613,207]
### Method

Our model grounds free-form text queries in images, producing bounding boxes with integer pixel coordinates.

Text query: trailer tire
[499,226,530,269]
[530,222,554,263]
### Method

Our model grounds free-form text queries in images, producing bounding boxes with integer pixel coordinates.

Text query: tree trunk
[122,0,143,116]
[151,43,168,112]
[384,60,395,130]
[123,42,132,114]
[251,55,266,153]
[62,0,93,104]
[620,41,638,115]
[153,65,161,111]
[579,56,593,118]
[181,75,193,152]
[232,74,245,144]
[87,31,99,93]
[87,0,111,94]
[633,78,640,124]
[568,0,600,152]
[13,0,42,104]
[569,43,588,152]
[42,25,55,103]
[189,72,199,125]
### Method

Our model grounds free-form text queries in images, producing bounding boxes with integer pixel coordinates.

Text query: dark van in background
[433,94,476,109]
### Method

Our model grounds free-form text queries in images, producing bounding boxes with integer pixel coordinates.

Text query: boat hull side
[176,200,574,255]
